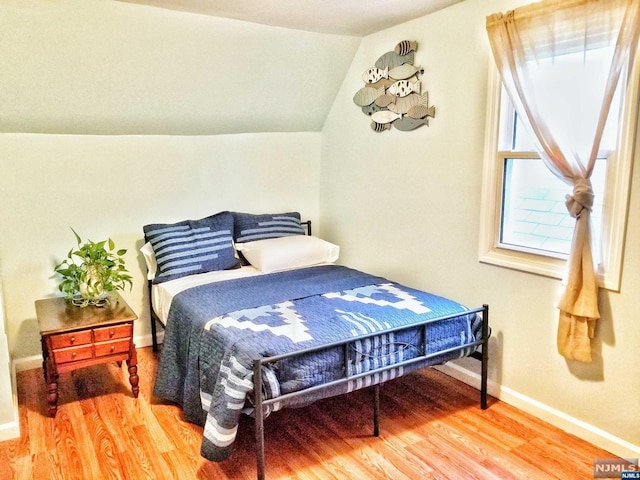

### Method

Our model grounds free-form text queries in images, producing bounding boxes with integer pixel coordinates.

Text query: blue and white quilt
[152,265,481,462]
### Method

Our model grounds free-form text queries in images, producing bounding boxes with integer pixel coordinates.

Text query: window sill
[479,247,565,280]
[478,246,619,291]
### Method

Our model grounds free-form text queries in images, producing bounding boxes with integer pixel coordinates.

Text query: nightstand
[35,295,139,417]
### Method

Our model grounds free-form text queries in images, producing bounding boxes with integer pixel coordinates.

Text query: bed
[142,211,490,480]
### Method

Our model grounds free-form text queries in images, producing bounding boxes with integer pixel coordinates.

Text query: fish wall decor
[395,40,418,56]
[371,121,392,132]
[389,64,424,80]
[374,94,395,108]
[365,78,397,89]
[375,51,415,70]
[394,116,429,131]
[353,40,436,132]
[362,66,389,84]
[362,103,384,116]
[407,104,436,119]
[387,92,429,115]
[353,85,386,107]
[370,110,402,124]
[388,79,421,97]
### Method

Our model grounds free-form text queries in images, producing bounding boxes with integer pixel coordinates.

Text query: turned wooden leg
[127,343,139,398]
[41,339,59,417]
[46,379,58,417]
[41,338,48,382]
[44,356,58,417]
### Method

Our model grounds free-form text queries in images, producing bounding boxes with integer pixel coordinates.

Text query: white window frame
[478,49,640,292]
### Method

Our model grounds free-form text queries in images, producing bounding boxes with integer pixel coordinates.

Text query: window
[500,155,606,258]
[479,46,639,291]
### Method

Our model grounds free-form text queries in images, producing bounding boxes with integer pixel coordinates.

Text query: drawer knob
[70,336,75,344]
[109,330,115,338]
[110,345,115,353]
[72,352,77,358]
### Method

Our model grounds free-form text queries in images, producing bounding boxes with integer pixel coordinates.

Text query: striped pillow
[143,211,239,283]
[232,212,305,243]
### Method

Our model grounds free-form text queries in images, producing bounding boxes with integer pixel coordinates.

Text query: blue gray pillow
[144,211,239,283]
[232,212,305,243]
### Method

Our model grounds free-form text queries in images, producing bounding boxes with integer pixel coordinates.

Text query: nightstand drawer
[94,323,132,342]
[53,344,93,364]
[50,331,92,349]
[95,338,131,357]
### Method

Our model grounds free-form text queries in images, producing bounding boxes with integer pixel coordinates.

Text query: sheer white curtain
[486,0,640,362]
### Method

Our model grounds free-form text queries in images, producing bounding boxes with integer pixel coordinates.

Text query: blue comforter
[152,265,480,461]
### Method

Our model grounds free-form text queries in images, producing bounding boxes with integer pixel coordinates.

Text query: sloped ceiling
[117,0,464,36]
[0,0,461,135]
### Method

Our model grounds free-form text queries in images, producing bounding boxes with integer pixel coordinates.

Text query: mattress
[152,264,482,462]
[151,265,264,324]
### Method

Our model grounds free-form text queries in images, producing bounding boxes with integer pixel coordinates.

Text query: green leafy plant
[54,228,133,307]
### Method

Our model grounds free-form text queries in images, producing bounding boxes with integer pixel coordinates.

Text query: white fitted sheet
[151,266,263,325]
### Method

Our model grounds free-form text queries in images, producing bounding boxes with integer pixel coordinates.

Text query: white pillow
[140,242,157,280]
[236,235,339,273]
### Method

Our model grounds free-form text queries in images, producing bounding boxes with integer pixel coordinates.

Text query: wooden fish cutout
[366,77,397,89]
[371,121,392,132]
[387,92,429,114]
[375,51,415,69]
[388,80,421,97]
[393,116,428,131]
[374,94,395,108]
[395,40,418,56]
[371,110,402,124]
[407,104,436,119]
[353,86,386,107]
[362,103,384,116]
[389,64,424,80]
[362,66,389,84]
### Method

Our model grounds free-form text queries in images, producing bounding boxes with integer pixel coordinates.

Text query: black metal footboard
[252,304,490,480]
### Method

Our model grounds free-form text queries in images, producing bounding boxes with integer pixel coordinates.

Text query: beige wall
[0,132,321,358]
[321,0,639,457]
[0,0,359,135]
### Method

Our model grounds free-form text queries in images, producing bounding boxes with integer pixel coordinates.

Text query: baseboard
[134,331,164,351]
[0,356,20,441]
[13,331,165,373]
[436,362,640,460]
[13,335,636,459]
[0,419,20,442]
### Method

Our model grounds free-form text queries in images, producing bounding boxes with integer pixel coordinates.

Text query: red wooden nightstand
[35,295,139,417]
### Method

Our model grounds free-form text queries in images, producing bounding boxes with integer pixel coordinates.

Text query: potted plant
[54,228,133,307]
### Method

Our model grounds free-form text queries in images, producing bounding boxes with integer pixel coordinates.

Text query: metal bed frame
[145,220,490,480]
[252,304,489,480]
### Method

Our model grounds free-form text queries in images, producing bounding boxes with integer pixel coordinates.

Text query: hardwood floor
[0,346,615,479]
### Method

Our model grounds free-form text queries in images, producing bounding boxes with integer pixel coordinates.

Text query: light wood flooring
[0,346,616,479]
